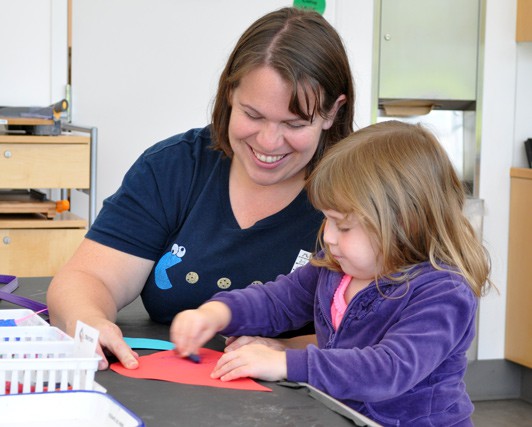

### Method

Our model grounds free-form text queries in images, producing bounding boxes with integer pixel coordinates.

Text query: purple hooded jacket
[211,260,477,426]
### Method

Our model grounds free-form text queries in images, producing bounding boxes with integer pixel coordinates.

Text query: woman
[47,6,355,370]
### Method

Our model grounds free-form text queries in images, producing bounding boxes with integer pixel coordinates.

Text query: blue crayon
[187,353,201,364]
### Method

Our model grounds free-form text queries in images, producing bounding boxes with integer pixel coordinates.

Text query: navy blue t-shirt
[87,126,323,325]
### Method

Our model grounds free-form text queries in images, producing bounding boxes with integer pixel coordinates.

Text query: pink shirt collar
[331,274,352,330]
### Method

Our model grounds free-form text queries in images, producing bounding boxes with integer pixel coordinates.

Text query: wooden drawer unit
[0,132,91,277]
[0,134,90,188]
[0,213,87,277]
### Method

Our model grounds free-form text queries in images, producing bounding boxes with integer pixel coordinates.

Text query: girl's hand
[171,301,231,357]
[211,344,287,382]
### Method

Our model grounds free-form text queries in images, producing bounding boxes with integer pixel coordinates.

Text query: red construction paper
[110,348,272,392]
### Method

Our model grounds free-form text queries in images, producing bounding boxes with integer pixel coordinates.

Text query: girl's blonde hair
[307,120,492,297]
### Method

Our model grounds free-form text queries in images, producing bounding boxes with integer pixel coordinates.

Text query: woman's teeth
[252,148,285,163]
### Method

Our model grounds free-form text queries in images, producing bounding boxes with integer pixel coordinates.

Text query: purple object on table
[0,275,18,293]
[0,275,49,316]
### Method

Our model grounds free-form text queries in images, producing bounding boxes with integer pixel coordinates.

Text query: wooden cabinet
[505,168,532,368]
[0,133,90,277]
[517,0,532,42]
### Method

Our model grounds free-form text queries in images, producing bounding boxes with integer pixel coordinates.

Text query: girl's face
[228,66,340,187]
[322,209,381,280]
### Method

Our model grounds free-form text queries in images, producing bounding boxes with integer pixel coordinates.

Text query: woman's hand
[211,344,287,382]
[171,301,232,357]
[91,318,139,370]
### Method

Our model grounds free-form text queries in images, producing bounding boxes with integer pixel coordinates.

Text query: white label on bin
[74,321,100,357]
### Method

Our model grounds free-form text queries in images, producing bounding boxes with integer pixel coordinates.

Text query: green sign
[293,0,326,15]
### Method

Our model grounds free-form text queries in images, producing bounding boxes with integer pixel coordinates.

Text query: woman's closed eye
[245,111,262,120]
[284,120,308,129]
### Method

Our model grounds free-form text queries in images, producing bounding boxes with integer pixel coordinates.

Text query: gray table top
[2,277,360,427]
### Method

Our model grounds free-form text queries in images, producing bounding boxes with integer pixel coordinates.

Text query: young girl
[171,120,493,426]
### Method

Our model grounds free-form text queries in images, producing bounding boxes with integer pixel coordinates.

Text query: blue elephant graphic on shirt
[155,243,186,290]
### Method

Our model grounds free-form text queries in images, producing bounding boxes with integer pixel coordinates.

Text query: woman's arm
[47,238,154,370]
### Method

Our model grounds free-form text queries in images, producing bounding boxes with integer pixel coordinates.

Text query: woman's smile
[250,147,287,164]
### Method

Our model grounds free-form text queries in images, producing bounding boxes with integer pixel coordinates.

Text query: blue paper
[123,337,175,351]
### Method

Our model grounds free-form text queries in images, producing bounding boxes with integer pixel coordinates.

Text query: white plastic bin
[0,390,144,427]
[0,325,100,395]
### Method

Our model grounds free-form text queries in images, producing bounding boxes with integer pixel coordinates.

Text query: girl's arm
[212,261,320,338]
[286,277,478,403]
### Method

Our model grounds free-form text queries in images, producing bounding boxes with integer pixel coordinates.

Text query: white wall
[0,0,68,105]
[2,0,531,362]
[335,0,526,360]
[334,0,375,129]
[476,0,519,359]
[338,0,532,361]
